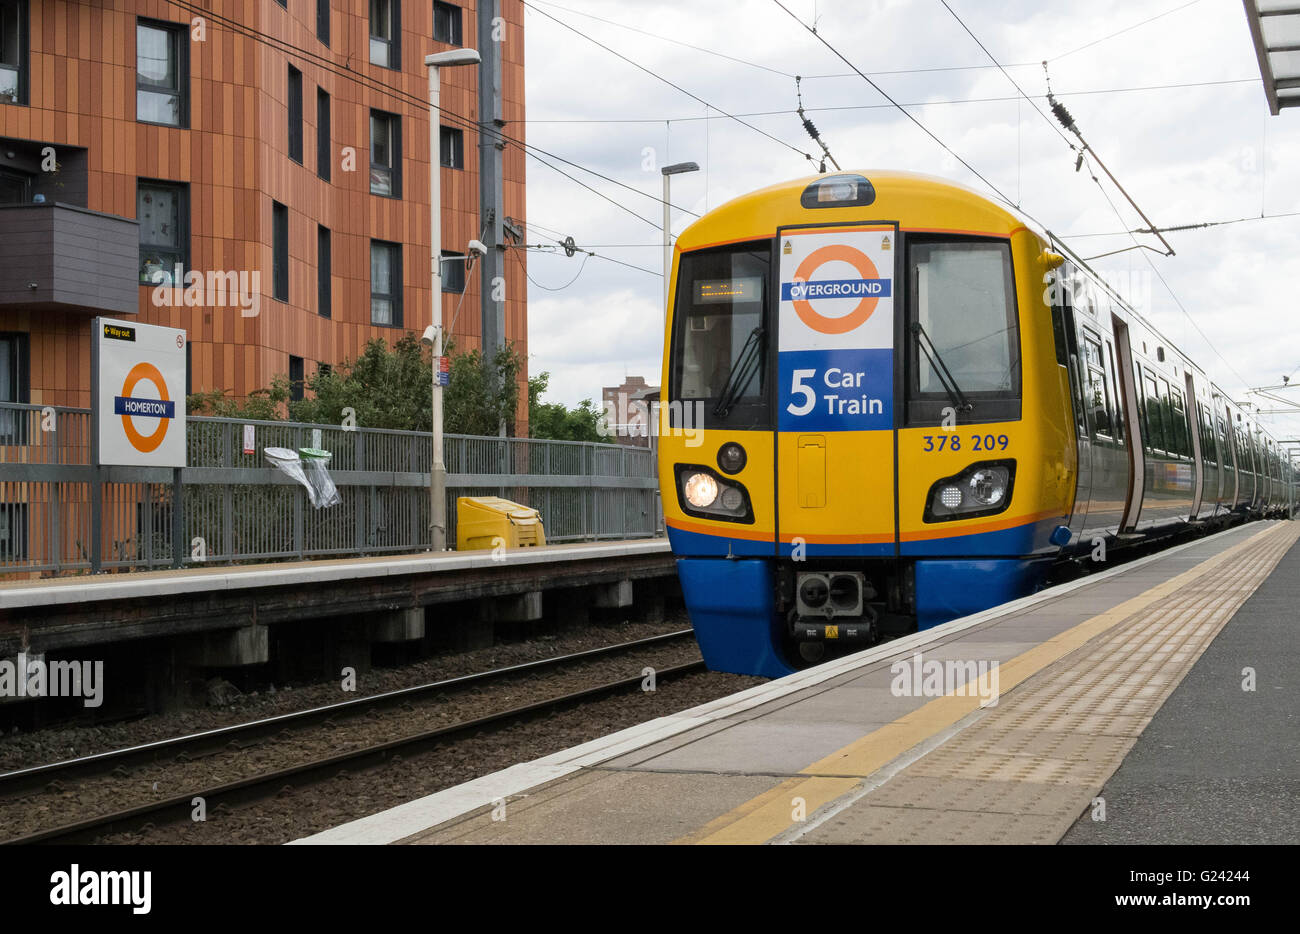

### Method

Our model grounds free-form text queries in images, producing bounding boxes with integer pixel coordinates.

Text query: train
[656,170,1295,678]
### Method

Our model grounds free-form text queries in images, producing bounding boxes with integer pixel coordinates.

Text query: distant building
[602,375,658,448]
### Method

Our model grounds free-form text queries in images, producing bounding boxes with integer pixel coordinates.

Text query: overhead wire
[165,0,701,222]
[1062,211,1300,239]
[521,0,821,167]
[768,0,1020,210]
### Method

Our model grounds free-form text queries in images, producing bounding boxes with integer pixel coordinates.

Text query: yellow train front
[658,171,1076,677]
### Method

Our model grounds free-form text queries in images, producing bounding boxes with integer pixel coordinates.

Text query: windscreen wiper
[911,321,973,412]
[713,327,765,418]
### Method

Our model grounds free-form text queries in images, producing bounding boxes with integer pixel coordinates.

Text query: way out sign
[94,317,187,467]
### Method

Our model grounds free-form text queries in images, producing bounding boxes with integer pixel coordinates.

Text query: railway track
[1,630,703,844]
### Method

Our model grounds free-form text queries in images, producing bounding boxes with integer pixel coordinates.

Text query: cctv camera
[468,239,487,256]
[421,325,437,345]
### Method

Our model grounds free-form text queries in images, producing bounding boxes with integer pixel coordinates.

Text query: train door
[1078,324,1125,536]
[1184,373,1204,518]
[1221,407,1240,509]
[774,222,898,557]
[1111,316,1144,532]
[1197,399,1221,515]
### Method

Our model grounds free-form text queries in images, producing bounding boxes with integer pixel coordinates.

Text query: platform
[0,539,671,656]
[294,519,1299,845]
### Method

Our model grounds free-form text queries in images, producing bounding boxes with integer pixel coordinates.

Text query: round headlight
[717,442,747,474]
[940,485,963,509]
[684,472,719,508]
[968,468,1007,506]
[720,486,744,511]
[799,576,828,608]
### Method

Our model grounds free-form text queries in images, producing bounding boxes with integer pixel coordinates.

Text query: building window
[287,65,303,164]
[0,1,28,106]
[441,251,465,293]
[0,166,32,204]
[317,225,331,318]
[369,0,400,69]
[370,240,402,327]
[289,355,305,402]
[136,19,187,127]
[0,331,29,445]
[137,180,189,284]
[317,88,331,180]
[440,126,463,169]
[316,0,330,45]
[370,109,401,197]
[272,200,288,302]
[433,2,462,45]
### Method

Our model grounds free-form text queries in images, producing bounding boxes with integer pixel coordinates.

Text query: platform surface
[294,520,1299,845]
[0,538,670,609]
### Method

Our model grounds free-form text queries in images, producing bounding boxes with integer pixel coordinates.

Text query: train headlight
[675,465,754,524]
[684,472,719,508]
[925,460,1016,523]
[967,467,1009,506]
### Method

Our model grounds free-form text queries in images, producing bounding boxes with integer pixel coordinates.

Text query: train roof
[675,170,1278,447]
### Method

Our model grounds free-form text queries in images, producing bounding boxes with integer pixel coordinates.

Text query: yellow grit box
[455,497,547,551]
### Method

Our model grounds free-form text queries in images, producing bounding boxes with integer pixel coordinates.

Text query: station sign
[94,317,187,467]
[777,225,894,431]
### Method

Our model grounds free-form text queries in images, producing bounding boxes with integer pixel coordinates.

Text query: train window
[669,241,772,426]
[1105,341,1125,445]
[905,237,1020,424]
[1142,369,1166,453]
[1169,387,1190,458]
[1082,335,1112,439]
[1198,403,1215,463]
[1219,416,1234,471]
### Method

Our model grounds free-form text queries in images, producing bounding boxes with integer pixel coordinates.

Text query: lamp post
[660,162,699,313]
[425,48,481,552]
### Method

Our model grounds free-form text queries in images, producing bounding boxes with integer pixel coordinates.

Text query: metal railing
[0,403,661,577]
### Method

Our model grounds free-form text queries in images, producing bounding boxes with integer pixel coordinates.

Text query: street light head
[421,325,438,346]
[468,239,487,256]
[425,49,481,68]
[661,161,700,176]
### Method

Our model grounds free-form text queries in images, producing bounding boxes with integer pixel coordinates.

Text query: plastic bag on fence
[299,447,342,509]
[263,447,320,507]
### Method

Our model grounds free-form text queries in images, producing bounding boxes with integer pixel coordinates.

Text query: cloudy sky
[520,0,1300,446]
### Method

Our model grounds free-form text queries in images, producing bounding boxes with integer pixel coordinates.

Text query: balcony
[0,202,139,315]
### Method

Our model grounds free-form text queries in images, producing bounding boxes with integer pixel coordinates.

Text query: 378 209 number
[922,434,1009,452]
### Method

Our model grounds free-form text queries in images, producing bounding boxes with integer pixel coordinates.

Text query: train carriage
[657,171,1295,678]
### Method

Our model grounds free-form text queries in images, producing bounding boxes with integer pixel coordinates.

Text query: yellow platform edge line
[678,522,1297,845]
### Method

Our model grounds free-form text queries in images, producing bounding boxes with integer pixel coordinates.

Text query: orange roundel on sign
[120,361,171,453]
[790,244,883,335]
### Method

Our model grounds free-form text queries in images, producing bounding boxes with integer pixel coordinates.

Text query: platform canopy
[1244,0,1300,114]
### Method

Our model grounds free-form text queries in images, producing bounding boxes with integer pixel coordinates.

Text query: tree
[527,372,609,442]
[187,334,526,436]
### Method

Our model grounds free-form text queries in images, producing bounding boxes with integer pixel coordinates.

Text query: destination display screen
[695,276,762,304]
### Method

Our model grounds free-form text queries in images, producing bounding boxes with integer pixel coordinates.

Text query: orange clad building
[0,0,527,421]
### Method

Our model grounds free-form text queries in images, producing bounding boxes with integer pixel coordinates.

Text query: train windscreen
[670,242,772,428]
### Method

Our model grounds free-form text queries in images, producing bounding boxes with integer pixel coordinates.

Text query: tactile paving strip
[795,522,1300,844]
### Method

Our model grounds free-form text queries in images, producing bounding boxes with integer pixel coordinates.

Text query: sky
[520,0,1300,449]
